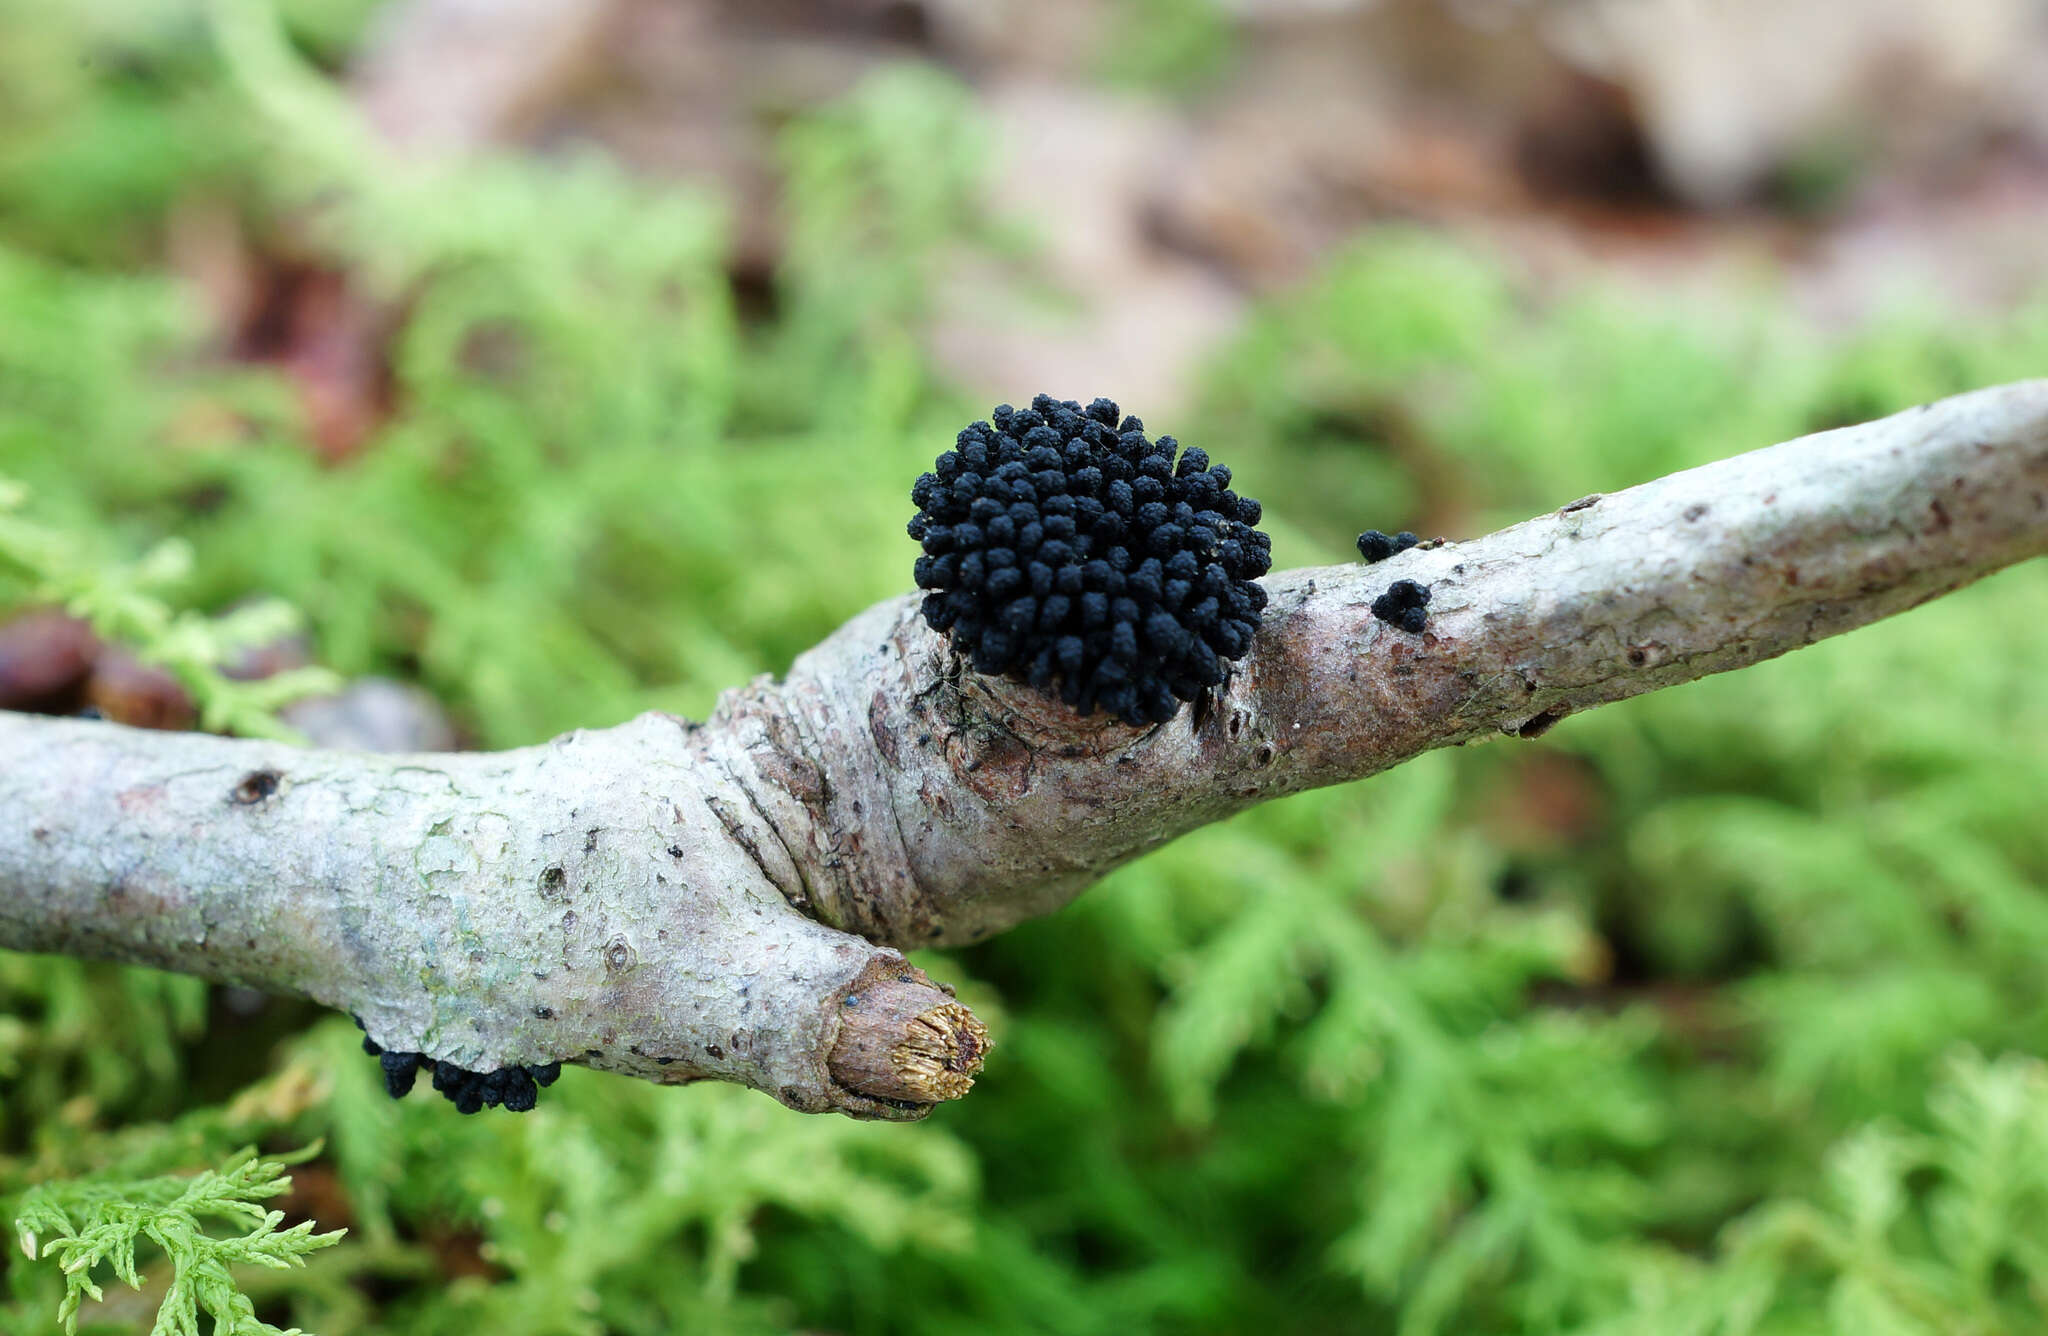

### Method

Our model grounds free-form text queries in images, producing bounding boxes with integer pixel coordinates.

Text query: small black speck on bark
[231,770,281,805]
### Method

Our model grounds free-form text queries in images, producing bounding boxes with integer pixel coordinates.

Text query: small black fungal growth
[1357,530,1420,563]
[356,1016,563,1115]
[1372,578,1432,634]
[231,769,281,805]
[909,395,1272,726]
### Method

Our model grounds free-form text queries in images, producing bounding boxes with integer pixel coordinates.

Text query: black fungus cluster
[1357,529,1420,563]
[1372,579,1432,634]
[357,1018,561,1115]
[909,395,1271,726]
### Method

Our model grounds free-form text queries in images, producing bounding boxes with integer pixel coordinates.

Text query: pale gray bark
[0,714,958,1119]
[4,382,2045,1116]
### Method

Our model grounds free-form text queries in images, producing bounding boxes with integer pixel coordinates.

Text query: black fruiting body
[1357,529,1420,563]
[910,395,1272,725]
[1372,579,1432,634]
[357,1017,562,1114]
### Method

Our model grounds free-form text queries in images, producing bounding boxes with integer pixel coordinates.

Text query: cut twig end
[828,973,990,1106]
[892,1001,989,1102]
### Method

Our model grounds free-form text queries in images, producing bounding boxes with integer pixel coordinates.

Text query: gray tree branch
[4,381,2044,1117]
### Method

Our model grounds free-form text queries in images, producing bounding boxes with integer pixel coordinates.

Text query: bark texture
[4,381,2045,1116]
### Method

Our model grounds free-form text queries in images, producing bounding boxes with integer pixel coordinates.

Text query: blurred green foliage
[1103,0,1236,94]
[15,1144,341,1336]
[2,1,2046,1333]
[0,480,339,739]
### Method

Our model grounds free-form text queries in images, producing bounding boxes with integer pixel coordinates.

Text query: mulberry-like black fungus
[1372,578,1432,634]
[1357,529,1420,563]
[910,395,1271,725]
[357,1016,562,1115]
